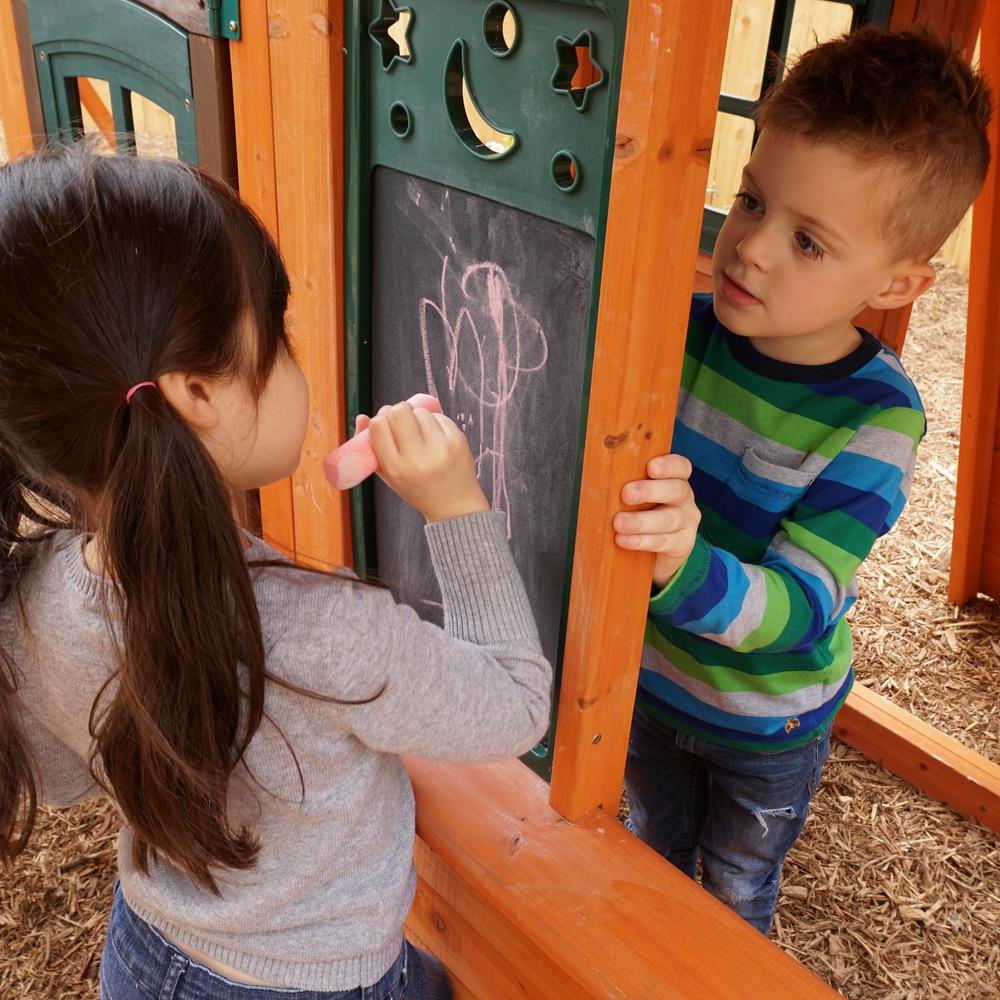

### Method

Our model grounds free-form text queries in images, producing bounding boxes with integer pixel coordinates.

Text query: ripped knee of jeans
[752,805,797,838]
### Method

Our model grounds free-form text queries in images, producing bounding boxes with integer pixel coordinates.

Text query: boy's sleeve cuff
[649,535,712,617]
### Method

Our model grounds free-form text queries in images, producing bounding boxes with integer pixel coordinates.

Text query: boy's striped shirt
[638,294,925,751]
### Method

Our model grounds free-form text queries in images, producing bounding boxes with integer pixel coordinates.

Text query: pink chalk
[323,393,443,490]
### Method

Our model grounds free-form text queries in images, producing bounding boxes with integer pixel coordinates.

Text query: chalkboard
[371,166,595,671]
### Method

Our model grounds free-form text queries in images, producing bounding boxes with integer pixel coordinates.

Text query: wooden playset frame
[0,1,997,996]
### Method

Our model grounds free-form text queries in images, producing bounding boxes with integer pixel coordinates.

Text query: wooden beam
[549,0,733,819]
[77,77,115,149]
[835,683,1000,834]
[262,0,351,570]
[888,0,985,54]
[189,35,238,185]
[950,9,999,603]
[406,757,841,999]
[0,0,42,158]
[229,1,297,558]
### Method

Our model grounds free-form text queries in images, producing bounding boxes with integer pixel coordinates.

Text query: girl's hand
[362,402,489,522]
[613,454,701,589]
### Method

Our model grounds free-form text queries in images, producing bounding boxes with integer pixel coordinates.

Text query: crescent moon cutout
[444,40,518,159]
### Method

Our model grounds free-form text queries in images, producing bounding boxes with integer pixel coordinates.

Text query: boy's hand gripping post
[324,393,442,490]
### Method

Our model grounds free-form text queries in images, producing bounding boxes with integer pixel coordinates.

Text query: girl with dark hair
[0,143,551,1000]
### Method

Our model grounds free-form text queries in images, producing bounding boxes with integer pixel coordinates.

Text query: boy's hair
[757,26,993,261]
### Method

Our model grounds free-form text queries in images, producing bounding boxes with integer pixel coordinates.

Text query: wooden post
[0,0,43,158]
[232,1,351,567]
[549,0,733,819]
[835,683,1000,833]
[230,0,298,558]
[406,757,842,999]
[266,0,350,570]
[950,7,1000,603]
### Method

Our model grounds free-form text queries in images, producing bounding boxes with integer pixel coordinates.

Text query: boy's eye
[736,190,762,213]
[794,230,824,261]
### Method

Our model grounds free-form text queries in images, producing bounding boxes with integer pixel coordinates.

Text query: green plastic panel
[364,0,625,235]
[346,0,629,779]
[26,0,197,162]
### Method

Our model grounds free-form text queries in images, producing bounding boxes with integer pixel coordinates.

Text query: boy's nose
[735,228,769,271]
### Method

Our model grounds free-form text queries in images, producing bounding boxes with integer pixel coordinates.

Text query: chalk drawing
[418,254,548,537]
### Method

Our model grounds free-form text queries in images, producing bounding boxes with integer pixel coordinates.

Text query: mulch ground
[1,266,997,999]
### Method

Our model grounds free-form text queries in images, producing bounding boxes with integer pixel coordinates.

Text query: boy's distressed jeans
[623,704,832,935]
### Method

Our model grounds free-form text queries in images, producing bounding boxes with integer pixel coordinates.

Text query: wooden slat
[549,0,734,820]
[888,0,985,55]
[986,499,1000,542]
[835,683,1000,834]
[950,10,1000,604]
[229,0,297,558]
[982,549,1000,595]
[0,0,41,158]
[189,35,238,184]
[263,0,350,571]
[988,448,1000,504]
[77,77,116,148]
[406,757,841,999]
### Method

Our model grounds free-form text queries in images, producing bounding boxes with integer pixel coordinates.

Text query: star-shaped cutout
[369,0,414,73]
[551,30,606,112]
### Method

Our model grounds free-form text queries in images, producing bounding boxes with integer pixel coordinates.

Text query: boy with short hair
[612,27,992,934]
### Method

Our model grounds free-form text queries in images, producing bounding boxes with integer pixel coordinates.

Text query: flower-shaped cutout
[369,0,414,73]
[551,30,605,112]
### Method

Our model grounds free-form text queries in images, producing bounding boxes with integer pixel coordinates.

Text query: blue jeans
[624,705,832,935]
[100,883,452,1000]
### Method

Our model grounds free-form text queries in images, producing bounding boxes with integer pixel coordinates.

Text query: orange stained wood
[950,7,999,604]
[549,0,734,820]
[230,0,297,558]
[0,0,36,158]
[405,757,842,999]
[888,0,986,52]
[77,77,115,150]
[254,1,350,569]
[835,683,1000,835]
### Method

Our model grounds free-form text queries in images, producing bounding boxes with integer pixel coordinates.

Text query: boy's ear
[156,371,221,431]
[867,261,936,310]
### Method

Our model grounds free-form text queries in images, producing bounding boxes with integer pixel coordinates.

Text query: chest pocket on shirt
[715,446,816,539]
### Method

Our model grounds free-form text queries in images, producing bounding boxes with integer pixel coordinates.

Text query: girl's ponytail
[0,145,294,883]
[93,389,267,892]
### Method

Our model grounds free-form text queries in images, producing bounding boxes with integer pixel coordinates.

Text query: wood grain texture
[77,77,115,147]
[888,0,986,53]
[230,1,297,558]
[189,34,237,184]
[407,756,842,999]
[835,684,1000,834]
[949,8,999,603]
[259,1,350,568]
[549,0,734,819]
[0,0,41,157]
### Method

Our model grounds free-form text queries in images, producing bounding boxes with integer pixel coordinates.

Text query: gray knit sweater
[2,512,551,990]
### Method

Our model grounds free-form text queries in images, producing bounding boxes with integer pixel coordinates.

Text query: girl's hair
[0,142,292,891]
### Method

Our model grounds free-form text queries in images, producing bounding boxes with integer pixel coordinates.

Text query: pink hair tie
[125,381,157,404]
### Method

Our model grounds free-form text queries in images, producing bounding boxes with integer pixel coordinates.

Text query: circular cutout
[551,151,580,192]
[484,2,519,57]
[389,101,412,138]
